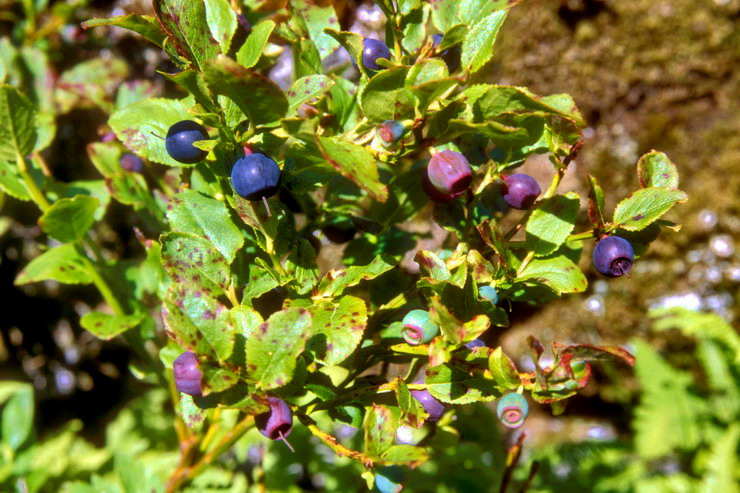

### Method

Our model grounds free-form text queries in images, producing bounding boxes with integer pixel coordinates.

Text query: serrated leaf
[1,383,33,451]
[293,0,340,58]
[179,394,206,429]
[38,195,99,243]
[460,11,506,74]
[56,58,129,114]
[109,98,195,167]
[236,20,276,69]
[364,404,397,458]
[162,286,235,363]
[314,136,388,202]
[425,363,499,404]
[587,174,605,227]
[0,159,31,200]
[287,75,334,112]
[153,0,220,70]
[489,347,521,390]
[518,255,587,294]
[323,29,367,77]
[162,70,219,113]
[247,307,311,389]
[203,55,288,126]
[0,85,37,161]
[241,265,280,306]
[166,190,243,263]
[613,187,687,231]
[360,66,415,123]
[231,305,263,341]
[414,250,450,283]
[466,250,496,284]
[637,150,679,189]
[380,444,429,466]
[15,244,92,285]
[80,312,145,340]
[204,0,237,54]
[525,192,580,257]
[306,295,367,365]
[80,14,167,47]
[317,254,396,297]
[700,425,740,493]
[160,232,230,297]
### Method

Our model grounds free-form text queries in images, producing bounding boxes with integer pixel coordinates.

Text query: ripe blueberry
[401,310,439,345]
[479,285,499,305]
[374,466,406,493]
[256,397,294,448]
[165,120,209,164]
[497,393,528,429]
[231,153,281,201]
[427,150,473,195]
[410,384,445,421]
[501,173,541,210]
[362,38,391,72]
[592,235,635,277]
[422,170,465,202]
[120,153,144,173]
[377,120,405,147]
[431,34,462,73]
[173,351,203,396]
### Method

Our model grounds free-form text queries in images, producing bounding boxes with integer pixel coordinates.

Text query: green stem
[77,247,126,316]
[17,152,50,212]
[567,230,596,242]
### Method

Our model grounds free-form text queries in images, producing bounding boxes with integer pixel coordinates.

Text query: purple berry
[173,351,203,396]
[592,236,635,277]
[497,393,528,429]
[401,310,439,345]
[362,38,391,72]
[231,153,281,201]
[427,151,473,195]
[422,170,465,202]
[410,388,445,421]
[120,153,144,173]
[377,120,404,147]
[165,120,209,164]
[464,338,486,349]
[256,397,293,442]
[501,173,541,209]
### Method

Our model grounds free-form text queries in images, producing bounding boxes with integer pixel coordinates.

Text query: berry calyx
[256,396,294,451]
[592,235,635,277]
[497,393,528,429]
[173,351,203,396]
[165,120,209,164]
[401,310,439,345]
[427,150,473,195]
[362,38,391,72]
[231,153,281,201]
[501,173,541,209]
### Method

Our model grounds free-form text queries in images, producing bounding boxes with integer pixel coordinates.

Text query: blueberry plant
[0,0,689,490]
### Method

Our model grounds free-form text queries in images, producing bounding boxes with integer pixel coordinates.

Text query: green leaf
[241,265,280,306]
[87,142,123,178]
[425,363,499,404]
[80,312,146,340]
[247,307,311,389]
[306,295,367,365]
[314,136,388,202]
[488,347,521,390]
[204,0,237,54]
[292,0,340,58]
[430,0,459,32]
[360,66,415,123]
[613,187,687,231]
[106,171,159,215]
[55,58,129,113]
[203,55,288,126]
[0,85,36,161]
[179,394,206,430]
[0,159,31,200]
[700,425,740,493]
[460,11,506,74]
[153,0,220,70]
[109,98,195,167]
[364,404,397,458]
[287,75,334,112]
[15,244,92,285]
[323,29,367,77]
[525,192,580,257]
[587,174,606,227]
[380,444,428,466]
[400,4,430,54]
[231,305,263,341]
[414,250,451,283]
[80,14,167,48]
[637,150,679,189]
[162,70,219,113]
[160,232,230,297]
[517,255,587,294]
[166,190,244,263]
[236,20,276,69]
[284,239,319,295]
[1,383,33,451]
[317,254,396,297]
[38,195,100,243]
[162,286,235,363]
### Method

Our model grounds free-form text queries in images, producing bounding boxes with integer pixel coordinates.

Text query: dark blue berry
[377,120,404,147]
[120,153,144,173]
[431,34,461,73]
[165,120,209,164]
[401,310,439,345]
[231,153,281,201]
[501,173,541,209]
[374,466,406,493]
[464,338,486,349]
[362,38,391,72]
[497,393,528,429]
[256,397,293,440]
[592,236,635,277]
[173,351,203,396]
[427,150,473,195]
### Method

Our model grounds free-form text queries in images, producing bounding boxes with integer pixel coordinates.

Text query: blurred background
[0,0,737,491]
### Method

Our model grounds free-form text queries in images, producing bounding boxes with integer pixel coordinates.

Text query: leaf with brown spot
[306,295,367,365]
[314,136,388,202]
[160,232,230,297]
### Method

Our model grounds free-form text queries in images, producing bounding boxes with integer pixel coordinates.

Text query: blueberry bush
[0,0,712,491]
